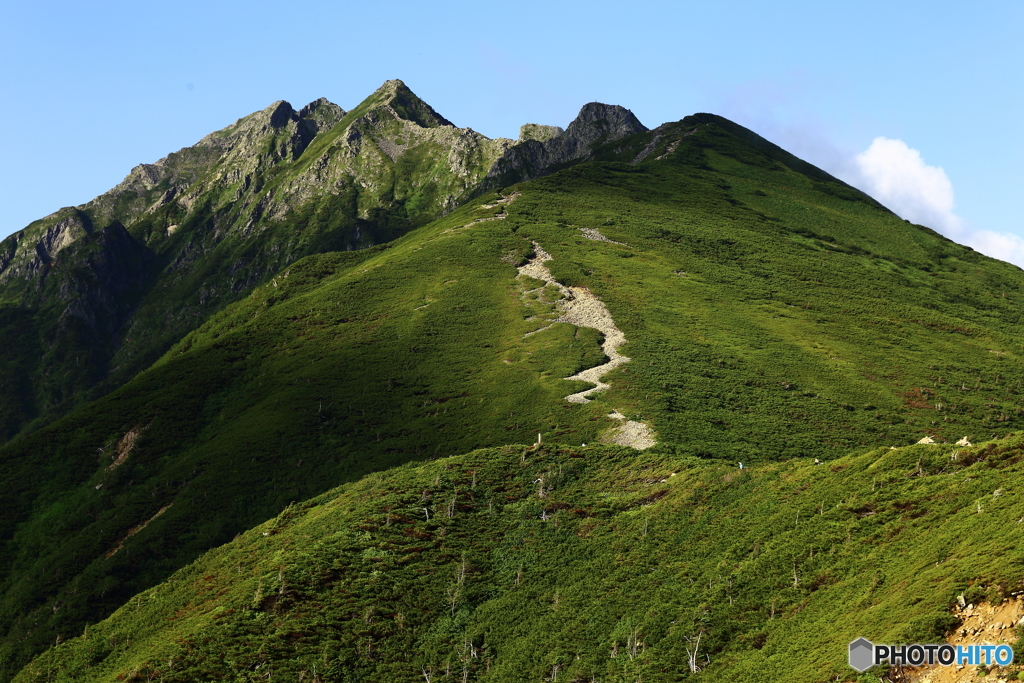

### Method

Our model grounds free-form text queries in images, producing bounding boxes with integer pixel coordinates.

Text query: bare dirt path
[578,226,626,245]
[444,192,522,233]
[605,410,657,449]
[518,243,628,402]
[481,192,520,209]
[517,242,655,449]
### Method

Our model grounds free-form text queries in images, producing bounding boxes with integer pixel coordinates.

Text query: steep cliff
[483,102,649,188]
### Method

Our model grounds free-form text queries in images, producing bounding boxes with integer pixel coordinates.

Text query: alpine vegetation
[3,81,1024,682]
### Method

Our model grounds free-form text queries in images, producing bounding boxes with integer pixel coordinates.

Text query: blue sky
[3,1,1022,263]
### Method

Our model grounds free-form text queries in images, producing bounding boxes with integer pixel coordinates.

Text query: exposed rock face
[1,93,333,288]
[563,102,649,152]
[375,79,454,128]
[0,219,152,442]
[299,97,346,133]
[79,97,348,233]
[0,209,91,286]
[37,223,153,381]
[518,123,564,143]
[264,80,515,224]
[483,102,648,189]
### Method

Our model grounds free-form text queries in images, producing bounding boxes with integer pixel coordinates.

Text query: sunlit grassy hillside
[17,435,1024,682]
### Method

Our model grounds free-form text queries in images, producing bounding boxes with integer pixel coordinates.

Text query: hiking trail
[517,241,655,449]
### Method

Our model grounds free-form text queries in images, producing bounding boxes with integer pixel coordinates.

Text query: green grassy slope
[4,112,1024,678]
[509,115,1024,459]
[15,436,1024,682]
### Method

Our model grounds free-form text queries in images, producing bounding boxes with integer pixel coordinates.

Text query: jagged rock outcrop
[518,123,564,143]
[0,220,152,441]
[0,100,346,436]
[263,80,515,222]
[299,97,346,132]
[43,221,152,332]
[78,97,348,235]
[0,209,92,288]
[483,102,648,189]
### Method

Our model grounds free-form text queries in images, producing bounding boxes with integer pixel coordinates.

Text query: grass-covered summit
[3,88,1024,680]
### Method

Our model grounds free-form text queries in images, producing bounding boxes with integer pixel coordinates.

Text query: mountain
[0,80,645,444]
[3,81,1024,680]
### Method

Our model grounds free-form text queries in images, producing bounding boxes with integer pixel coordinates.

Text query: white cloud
[840,137,1024,269]
[847,137,963,233]
[952,228,1024,270]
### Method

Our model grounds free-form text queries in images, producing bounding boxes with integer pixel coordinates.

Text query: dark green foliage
[16,436,1024,682]
[0,307,39,439]
[0,220,153,441]
[899,613,961,643]
[962,585,988,605]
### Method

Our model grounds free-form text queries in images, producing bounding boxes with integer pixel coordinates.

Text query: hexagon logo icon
[849,637,874,672]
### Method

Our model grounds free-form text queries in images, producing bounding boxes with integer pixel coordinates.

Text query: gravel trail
[516,242,655,448]
[518,243,628,402]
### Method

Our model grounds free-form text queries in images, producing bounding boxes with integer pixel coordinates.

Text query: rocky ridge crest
[482,102,648,189]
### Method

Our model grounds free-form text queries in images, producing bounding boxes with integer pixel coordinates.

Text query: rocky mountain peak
[298,98,347,134]
[364,79,454,129]
[0,208,92,286]
[377,78,408,93]
[566,102,648,141]
[299,97,333,117]
[268,100,298,128]
[483,102,648,190]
